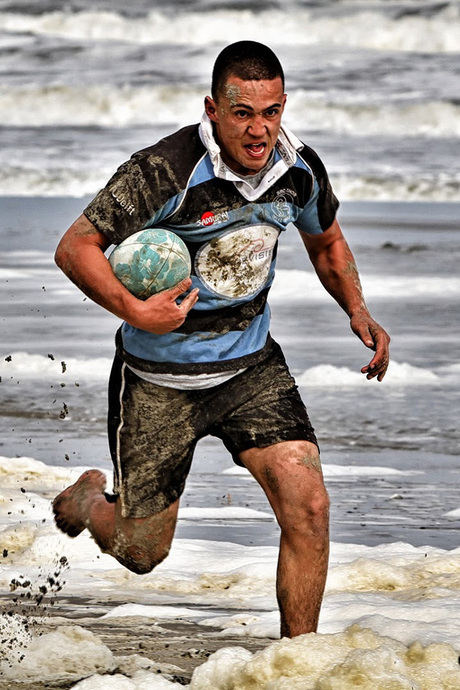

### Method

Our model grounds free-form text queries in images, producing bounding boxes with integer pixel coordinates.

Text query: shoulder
[295,142,330,179]
[290,141,339,233]
[131,124,206,185]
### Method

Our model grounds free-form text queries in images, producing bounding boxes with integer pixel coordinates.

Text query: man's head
[211,41,285,101]
[205,41,287,176]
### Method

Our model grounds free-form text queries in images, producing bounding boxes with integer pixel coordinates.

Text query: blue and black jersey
[84,120,339,375]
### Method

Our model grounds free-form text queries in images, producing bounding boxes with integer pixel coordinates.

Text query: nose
[248,115,267,138]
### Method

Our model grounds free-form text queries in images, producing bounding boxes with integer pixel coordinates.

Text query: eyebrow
[230,102,283,111]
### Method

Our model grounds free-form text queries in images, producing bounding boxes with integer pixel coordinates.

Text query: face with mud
[205,75,286,176]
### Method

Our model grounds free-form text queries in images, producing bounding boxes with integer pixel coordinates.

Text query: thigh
[215,342,318,465]
[240,440,328,526]
[107,357,202,518]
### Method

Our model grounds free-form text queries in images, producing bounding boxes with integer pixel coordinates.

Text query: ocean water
[0,0,459,201]
[1,0,460,688]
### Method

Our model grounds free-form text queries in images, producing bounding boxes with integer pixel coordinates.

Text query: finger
[377,368,387,382]
[361,354,389,381]
[351,321,376,350]
[362,351,379,371]
[362,367,385,381]
[166,277,193,298]
[361,327,375,350]
[367,367,387,382]
[364,329,390,366]
[179,288,200,313]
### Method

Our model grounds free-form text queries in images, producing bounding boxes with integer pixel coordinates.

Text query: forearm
[301,219,390,381]
[311,238,368,318]
[55,219,140,324]
[55,214,199,334]
[301,220,369,319]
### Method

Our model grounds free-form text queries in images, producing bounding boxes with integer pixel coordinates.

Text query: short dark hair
[211,41,285,100]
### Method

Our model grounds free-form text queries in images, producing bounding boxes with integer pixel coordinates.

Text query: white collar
[198,112,303,202]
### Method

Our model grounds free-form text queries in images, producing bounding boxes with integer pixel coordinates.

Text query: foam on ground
[189,625,460,689]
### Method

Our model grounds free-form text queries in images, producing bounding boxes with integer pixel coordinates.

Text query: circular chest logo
[272,189,296,222]
[195,224,279,299]
[200,211,215,226]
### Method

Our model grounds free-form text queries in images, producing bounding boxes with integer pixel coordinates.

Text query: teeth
[247,144,265,153]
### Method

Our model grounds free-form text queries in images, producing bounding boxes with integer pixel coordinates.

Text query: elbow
[54,237,73,277]
[54,244,62,269]
[54,241,66,272]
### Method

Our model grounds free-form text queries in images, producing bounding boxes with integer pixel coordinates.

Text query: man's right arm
[55,214,199,334]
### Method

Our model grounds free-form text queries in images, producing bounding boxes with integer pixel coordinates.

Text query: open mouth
[244,143,267,157]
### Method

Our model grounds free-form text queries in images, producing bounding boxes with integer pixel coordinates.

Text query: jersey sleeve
[294,144,339,235]
[83,157,158,245]
[83,125,204,246]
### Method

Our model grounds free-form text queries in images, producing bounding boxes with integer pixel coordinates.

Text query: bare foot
[52,470,107,537]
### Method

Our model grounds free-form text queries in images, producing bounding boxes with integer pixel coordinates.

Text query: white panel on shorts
[127,365,247,389]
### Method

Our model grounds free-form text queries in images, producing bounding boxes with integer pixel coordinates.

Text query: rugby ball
[108,228,191,299]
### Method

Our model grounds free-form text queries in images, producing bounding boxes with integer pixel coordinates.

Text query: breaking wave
[1,166,459,201]
[0,352,112,380]
[271,270,460,301]
[297,361,442,387]
[2,84,459,138]
[1,6,459,52]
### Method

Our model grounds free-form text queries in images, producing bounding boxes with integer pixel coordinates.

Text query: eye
[235,109,250,119]
[265,108,280,118]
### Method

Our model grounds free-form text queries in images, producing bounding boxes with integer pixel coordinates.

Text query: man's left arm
[300,219,390,382]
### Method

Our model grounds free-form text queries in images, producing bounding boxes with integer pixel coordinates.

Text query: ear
[204,96,219,123]
[281,93,287,114]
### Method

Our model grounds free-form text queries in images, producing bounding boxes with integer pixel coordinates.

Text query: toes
[52,497,85,537]
[50,470,106,539]
[54,514,84,538]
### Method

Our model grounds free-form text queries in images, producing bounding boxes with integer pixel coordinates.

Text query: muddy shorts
[107,340,318,518]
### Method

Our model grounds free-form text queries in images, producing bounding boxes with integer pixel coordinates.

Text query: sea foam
[189,628,460,690]
[2,165,459,200]
[0,625,115,683]
[297,361,440,387]
[1,6,459,52]
[270,269,460,301]
[0,351,444,389]
[2,455,460,687]
[2,84,459,139]
[0,351,112,381]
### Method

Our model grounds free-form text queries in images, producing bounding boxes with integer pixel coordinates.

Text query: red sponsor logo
[201,211,215,226]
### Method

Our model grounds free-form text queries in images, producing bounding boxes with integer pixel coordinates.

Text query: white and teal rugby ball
[108,228,191,300]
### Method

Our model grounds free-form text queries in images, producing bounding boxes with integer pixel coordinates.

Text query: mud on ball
[108,228,191,299]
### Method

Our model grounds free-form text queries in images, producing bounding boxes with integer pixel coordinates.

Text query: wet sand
[0,593,271,688]
[2,455,460,686]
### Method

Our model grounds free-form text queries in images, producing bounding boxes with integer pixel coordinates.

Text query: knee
[277,483,330,539]
[114,543,171,575]
[309,485,330,530]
